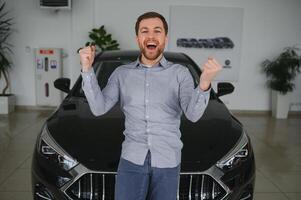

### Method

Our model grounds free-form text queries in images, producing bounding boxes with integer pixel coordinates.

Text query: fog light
[34,183,54,200]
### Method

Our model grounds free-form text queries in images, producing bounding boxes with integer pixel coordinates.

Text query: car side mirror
[54,78,70,93]
[217,82,234,97]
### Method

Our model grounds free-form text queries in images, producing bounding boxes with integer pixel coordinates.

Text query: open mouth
[146,42,157,50]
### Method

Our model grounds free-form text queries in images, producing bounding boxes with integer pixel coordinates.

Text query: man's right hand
[79,45,96,72]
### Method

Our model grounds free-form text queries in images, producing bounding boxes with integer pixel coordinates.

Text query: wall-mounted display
[169,6,244,81]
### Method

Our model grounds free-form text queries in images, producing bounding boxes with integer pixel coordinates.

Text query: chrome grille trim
[189,174,192,200]
[201,174,204,199]
[212,181,215,199]
[90,173,93,200]
[177,178,180,200]
[78,180,81,198]
[102,174,105,200]
[62,163,231,200]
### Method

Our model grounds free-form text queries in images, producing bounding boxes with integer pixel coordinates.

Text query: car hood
[47,98,242,172]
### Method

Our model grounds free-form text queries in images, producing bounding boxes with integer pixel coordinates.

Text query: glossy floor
[0,109,301,200]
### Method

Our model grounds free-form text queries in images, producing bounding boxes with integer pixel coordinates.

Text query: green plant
[261,46,301,95]
[85,25,119,51]
[0,2,13,95]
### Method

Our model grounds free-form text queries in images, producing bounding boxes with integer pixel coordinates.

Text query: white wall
[3,0,301,111]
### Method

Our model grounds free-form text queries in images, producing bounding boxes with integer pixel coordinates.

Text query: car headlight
[38,125,78,171]
[216,131,250,170]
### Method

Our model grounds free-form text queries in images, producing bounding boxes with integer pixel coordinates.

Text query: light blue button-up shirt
[81,56,210,168]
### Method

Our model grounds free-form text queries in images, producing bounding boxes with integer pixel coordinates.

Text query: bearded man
[79,11,221,200]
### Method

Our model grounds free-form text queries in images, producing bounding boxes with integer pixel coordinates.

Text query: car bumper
[32,149,255,200]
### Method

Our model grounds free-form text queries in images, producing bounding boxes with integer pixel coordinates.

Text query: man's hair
[135,12,168,36]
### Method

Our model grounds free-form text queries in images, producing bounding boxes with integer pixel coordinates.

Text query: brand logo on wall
[176,37,234,49]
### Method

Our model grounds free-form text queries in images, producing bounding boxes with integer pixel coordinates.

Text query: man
[79,12,221,200]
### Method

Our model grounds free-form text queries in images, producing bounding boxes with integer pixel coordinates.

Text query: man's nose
[146,31,155,38]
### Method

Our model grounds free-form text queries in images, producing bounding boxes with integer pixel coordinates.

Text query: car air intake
[65,173,226,200]
[178,174,226,200]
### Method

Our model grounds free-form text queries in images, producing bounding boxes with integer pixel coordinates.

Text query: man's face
[136,17,168,61]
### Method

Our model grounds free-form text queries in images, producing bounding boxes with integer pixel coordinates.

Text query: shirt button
[146,115,149,119]
[146,128,150,133]
[145,99,149,103]
[146,83,149,87]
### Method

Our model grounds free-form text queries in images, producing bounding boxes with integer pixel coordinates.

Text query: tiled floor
[0,109,301,200]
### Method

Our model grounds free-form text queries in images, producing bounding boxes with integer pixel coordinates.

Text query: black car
[212,38,224,49]
[189,38,201,48]
[220,37,235,49]
[177,38,192,48]
[32,50,255,200]
[198,39,215,48]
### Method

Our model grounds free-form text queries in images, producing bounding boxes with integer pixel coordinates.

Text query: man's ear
[165,35,169,45]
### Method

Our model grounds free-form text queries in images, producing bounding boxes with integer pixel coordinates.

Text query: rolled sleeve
[179,67,210,122]
[81,68,98,90]
[195,85,211,104]
[81,68,119,116]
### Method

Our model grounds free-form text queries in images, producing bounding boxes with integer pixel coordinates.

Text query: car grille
[65,173,226,200]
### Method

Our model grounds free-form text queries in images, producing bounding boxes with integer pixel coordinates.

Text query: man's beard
[140,43,164,61]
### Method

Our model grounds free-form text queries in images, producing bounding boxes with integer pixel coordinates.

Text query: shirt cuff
[81,68,95,80]
[196,84,211,95]
[81,68,94,74]
[81,68,98,90]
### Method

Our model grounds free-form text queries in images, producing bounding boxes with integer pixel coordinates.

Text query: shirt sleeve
[179,67,210,122]
[81,68,119,116]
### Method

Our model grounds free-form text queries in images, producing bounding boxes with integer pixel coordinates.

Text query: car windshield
[73,58,200,97]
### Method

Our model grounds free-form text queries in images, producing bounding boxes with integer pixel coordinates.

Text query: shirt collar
[134,55,169,69]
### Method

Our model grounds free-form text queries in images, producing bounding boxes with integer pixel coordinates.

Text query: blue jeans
[115,151,180,200]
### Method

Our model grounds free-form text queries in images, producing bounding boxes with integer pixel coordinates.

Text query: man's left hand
[199,57,222,91]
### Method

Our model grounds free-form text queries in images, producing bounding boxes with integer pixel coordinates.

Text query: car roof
[95,50,191,63]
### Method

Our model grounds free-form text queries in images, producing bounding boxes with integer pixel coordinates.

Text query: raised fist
[78,45,96,72]
[199,57,222,91]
